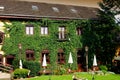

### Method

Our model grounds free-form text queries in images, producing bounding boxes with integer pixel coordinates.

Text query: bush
[12,58,19,69]
[54,65,67,75]
[13,68,29,79]
[23,61,40,77]
[99,65,108,75]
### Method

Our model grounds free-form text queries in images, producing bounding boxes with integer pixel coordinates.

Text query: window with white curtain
[41,26,48,35]
[26,25,34,35]
[59,27,65,39]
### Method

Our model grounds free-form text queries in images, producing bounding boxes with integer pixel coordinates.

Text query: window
[0,6,4,11]
[0,31,4,44]
[57,49,65,64]
[58,27,65,39]
[52,7,59,12]
[70,8,77,13]
[76,27,82,35]
[41,26,48,35]
[26,50,34,60]
[26,25,34,35]
[32,5,38,11]
[41,50,50,64]
[6,55,14,65]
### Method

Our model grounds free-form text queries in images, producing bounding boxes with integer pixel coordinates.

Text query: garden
[2,0,120,80]
[11,64,120,80]
[25,72,120,80]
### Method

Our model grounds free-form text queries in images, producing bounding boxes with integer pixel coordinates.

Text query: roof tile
[0,0,98,19]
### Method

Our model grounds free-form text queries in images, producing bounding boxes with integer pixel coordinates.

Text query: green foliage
[25,73,120,80]
[23,61,40,77]
[53,65,67,75]
[99,65,108,71]
[12,57,19,69]
[13,68,29,79]
[2,19,87,72]
[2,13,119,73]
[99,65,108,74]
[80,0,119,68]
[99,0,120,14]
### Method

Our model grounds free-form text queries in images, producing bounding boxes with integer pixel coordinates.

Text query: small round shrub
[13,68,29,79]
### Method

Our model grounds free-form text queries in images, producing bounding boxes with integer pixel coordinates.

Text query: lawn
[25,72,120,80]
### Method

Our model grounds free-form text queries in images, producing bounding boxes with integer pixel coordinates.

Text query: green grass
[25,72,120,80]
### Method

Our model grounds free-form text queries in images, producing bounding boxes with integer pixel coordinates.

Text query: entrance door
[77,49,85,71]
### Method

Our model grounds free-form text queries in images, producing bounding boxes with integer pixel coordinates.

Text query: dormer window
[70,8,77,13]
[0,6,4,11]
[32,5,38,11]
[26,25,34,35]
[52,7,59,12]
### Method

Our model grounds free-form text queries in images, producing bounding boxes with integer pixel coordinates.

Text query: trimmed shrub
[13,68,29,79]
[99,65,108,75]
[23,61,40,77]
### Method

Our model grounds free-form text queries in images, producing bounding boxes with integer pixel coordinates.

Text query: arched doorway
[77,49,85,71]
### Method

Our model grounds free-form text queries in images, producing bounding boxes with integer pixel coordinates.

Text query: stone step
[0,78,11,80]
[0,72,11,80]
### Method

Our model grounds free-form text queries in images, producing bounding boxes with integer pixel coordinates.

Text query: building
[0,0,98,72]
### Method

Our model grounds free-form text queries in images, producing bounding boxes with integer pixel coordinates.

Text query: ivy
[2,18,90,70]
[3,18,116,70]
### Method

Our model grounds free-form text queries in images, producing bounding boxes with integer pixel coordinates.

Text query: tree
[82,0,120,68]
[96,0,120,66]
[99,0,120,14]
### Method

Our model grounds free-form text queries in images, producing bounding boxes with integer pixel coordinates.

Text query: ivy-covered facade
[1,19,89,71]
[0,0,98,72]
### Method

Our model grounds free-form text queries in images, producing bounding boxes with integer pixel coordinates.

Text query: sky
[18,0,102,8]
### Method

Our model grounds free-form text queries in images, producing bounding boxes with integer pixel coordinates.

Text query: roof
[0,0,98,20]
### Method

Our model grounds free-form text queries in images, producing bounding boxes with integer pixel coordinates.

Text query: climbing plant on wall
[2,18,92,70]
[3,17,117,71]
